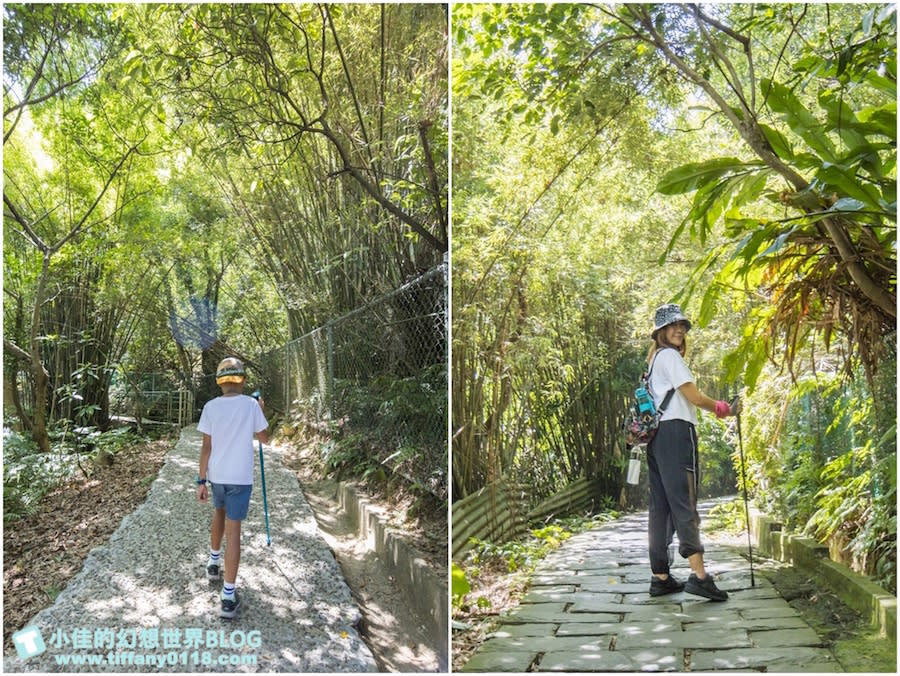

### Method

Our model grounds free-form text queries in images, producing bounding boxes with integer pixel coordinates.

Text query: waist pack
[623,349,675,448]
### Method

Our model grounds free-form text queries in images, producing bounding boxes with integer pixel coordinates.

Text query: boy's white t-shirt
[197,394,268,485]
[648,347,698,426]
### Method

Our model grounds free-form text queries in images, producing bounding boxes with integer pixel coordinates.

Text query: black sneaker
[685,573,728,601]
[649,574,685,596]
[206,562,222,582]
[220,591,241,619]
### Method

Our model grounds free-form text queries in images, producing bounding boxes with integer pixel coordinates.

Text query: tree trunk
[31,361,52,452]
[732,121,896,319]
[29,253,53,452]
[628,5,897,321]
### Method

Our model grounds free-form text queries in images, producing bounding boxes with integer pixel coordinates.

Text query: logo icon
[12,626,46,660]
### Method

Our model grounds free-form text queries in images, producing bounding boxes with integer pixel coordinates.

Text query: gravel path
[4,426,377,673]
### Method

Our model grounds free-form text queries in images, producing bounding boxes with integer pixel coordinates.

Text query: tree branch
[3,338,41,369]
[3,11,59,144]
[49,136,146,255]
[324,5,375,171]
[623,4,895,320]
[3,193,50,253]
[689,5,750,114]
[417,120,448,245]
[319,119,446,252]
[624,5,807,188]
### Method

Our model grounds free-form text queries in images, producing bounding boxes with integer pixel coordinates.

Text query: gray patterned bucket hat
[651,303,692,338]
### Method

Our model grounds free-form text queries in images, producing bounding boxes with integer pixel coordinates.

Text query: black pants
[647,419,704,574]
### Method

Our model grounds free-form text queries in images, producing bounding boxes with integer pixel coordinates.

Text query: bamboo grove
[3,3,897,595]
[452,4,895,590]
[4,4,447,452]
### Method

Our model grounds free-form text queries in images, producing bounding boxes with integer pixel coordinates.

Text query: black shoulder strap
[658,387,676,413]
[648,347,676,413]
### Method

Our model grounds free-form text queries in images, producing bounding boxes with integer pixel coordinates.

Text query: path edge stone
[750,507,896,644]
[334,480,449,669]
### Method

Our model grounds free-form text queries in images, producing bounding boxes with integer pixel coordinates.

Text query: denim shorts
[211,483,252,521]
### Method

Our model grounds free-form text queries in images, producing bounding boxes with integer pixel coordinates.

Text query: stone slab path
[460,501,842,672]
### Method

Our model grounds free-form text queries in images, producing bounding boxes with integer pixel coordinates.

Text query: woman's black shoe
[685,573,729,601]
[649,574,685,596]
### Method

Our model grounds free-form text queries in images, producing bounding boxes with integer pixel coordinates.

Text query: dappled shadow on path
[459,502,842,673]
[3,438,170,654]
[4,427,375,673]
[302,478,442,672]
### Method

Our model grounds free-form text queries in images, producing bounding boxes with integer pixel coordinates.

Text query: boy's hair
[216,357,246,385]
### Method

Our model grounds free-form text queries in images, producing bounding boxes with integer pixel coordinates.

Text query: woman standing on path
[645,304,738,602]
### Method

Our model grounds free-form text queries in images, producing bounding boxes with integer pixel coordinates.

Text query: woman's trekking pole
[733,396,755,587]
[258,440,272,546]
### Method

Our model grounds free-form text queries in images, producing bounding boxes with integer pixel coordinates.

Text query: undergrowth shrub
[329,363,447,499]
[452,509,620,615]
[744,340,896,594]
[3,428,77,522]
[696,414,735,497]
[4,424,153,523]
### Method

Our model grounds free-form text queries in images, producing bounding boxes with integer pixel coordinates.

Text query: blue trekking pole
[258,439,271,546]
[251,390,272,546]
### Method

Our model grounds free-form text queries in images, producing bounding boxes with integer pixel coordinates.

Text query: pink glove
[714,400,731,419]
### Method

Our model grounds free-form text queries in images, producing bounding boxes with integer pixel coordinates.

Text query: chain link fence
[259,262,448,500]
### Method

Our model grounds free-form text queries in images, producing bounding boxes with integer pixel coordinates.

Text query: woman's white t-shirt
[648,347,698,426]
[197,394,269,485]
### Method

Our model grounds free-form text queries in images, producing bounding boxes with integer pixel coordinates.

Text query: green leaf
[724,216,764,237]
[876,4,896,24]
[862,8,876,35]
[698,282,722,327]
[856,103,897,138]
[828,197,867,212]
[818,89,866,149]
[656,158,756,195]
[731,225,775,266]
[846,143,886,180]
[763,78,837,162]
[660,217,690,262]
[671,246,723,307]
[817,164,883,209]
[728,331,768,391]
[759,228,795,258]
[793,152,826,171]
[865,71,896,98]
[759,124,794,161]
[686,176,731,240]
[734,170,772,206]
[451,562,470,603]
[836,47,853,78]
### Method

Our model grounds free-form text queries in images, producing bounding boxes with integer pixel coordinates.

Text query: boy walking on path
[196,357,269,618]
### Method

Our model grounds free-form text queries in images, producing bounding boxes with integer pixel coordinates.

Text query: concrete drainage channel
[332,481,448,671]
[750,509,896,647]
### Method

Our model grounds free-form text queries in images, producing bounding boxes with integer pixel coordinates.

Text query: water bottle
[626,448,641,485]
